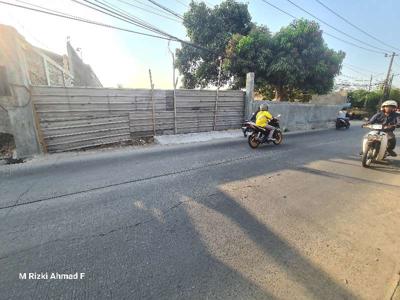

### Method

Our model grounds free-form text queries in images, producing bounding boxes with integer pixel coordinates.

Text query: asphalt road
[0,124,399,300]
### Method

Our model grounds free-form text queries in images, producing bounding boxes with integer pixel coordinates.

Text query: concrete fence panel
[247,100,341,132]
[31,86,246,152]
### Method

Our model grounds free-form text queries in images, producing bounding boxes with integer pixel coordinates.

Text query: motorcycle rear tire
[248,134,260,149]
[273,131,283,145]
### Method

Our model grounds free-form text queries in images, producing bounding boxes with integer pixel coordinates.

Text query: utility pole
[364,74,372,109]
[387,73,396,97]
[368,74,372,92]
[149,69,156,136]
[213,56,223,131]
[381,52,398,105]
[168,41,177,134]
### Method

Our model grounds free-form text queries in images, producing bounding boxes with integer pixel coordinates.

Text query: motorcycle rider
[337,107,350,127]
[367,100,398,157]
[255,103,275,141]
[338,108,346,118]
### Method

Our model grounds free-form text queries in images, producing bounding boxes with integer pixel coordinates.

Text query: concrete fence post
[245,72,255,120]
[148,69,156,136]
[0,25,42,158]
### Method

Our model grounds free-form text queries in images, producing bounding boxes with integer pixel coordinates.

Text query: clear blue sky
[1,0,400,89]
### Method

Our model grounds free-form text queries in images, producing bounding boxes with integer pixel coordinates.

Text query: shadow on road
[1,128,382,299]
[193,190,358,299]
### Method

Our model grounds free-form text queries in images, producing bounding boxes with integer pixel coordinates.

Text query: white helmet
[381,100,398,108]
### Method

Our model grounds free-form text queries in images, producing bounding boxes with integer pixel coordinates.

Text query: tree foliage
[348,87,400,113]
[177,1,345,101]
[348,89,382,113]
[176,0,252,88]
[224,19,345,100]
[224,26,272,89]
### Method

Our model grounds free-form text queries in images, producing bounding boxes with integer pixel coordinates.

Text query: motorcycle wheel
[248,134,260,149]
[273,131,283,145]
[361,145,373,168]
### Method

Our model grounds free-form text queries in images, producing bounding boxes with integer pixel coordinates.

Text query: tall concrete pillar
[0,25,42,158]
[245,72,255,120]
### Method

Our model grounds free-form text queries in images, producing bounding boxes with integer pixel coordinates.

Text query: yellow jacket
[256,110,273,127]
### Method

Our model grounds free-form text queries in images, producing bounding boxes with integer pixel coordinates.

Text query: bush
[348,89,383,113]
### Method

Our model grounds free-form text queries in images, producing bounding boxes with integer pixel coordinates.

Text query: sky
[1,0,400,89]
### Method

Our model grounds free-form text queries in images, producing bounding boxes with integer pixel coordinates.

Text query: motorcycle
[361,123,393,167]
[336,118,350,129]
[244,115,283,149]
[241,111,258,137]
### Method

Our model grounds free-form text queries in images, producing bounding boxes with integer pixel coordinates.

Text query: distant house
[0,24,102,87]
[310,90,349,105]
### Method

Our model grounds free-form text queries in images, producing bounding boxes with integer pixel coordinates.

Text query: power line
[314,0,400,53]
[72,0,209,51]
[322,31,385,55]
[115,0,181,21]
[174,0,188,8]
[285,0,391,53]
[130,0,179,16]
[259,0,387,55]
[73,0,173,37]
[146,0,183,20]
[0,1,183,42]
[342,65,385,78]
[339,74,369,80]
[85,0,209,51]
[342,65,371,76]
[260,0,297,18]
[9,11,50,49]
[342,63,381,75]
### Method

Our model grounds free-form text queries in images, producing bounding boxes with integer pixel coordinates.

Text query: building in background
[310,90,349,105]
[0,24,102,88]
[0,24,102,159]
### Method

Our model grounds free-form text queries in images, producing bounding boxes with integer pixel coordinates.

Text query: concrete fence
[2,71,343,157]
[247,100,340,132]
[31,86,245,152]
[0,109,11,134]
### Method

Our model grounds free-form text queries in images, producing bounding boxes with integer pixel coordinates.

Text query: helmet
[381,100,398,108]
[259,103,269,111]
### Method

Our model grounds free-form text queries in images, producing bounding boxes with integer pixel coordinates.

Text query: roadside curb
[154,126,339,146]
[0,125,348,174]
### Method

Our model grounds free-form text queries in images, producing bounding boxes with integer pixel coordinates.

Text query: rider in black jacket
[368,100,398,157]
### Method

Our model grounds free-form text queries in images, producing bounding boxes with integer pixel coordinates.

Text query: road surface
[0,124,399,299]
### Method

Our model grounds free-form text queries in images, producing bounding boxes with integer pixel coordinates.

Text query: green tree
[224,19,345,101]
[176,0,252,88]
[365,90,383,112]
[348,89,383,113]
[265,19,345,100]
[389,87,400,102]
[348,89,368,108]
[224,25,273,89]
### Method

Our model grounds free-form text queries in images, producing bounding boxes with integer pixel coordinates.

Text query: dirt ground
[0,133,15,159]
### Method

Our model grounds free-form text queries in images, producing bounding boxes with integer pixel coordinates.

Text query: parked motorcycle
[245,115,283,149]
[361,123,392,167]
[336,118,350,129]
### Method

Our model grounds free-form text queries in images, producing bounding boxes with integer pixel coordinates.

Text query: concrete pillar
[245,72,255,120]
[0,25,42,158]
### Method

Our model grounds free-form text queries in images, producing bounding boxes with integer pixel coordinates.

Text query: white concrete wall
[310,90,348,105]
[0,108,11,134]
[248,101,341,132]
